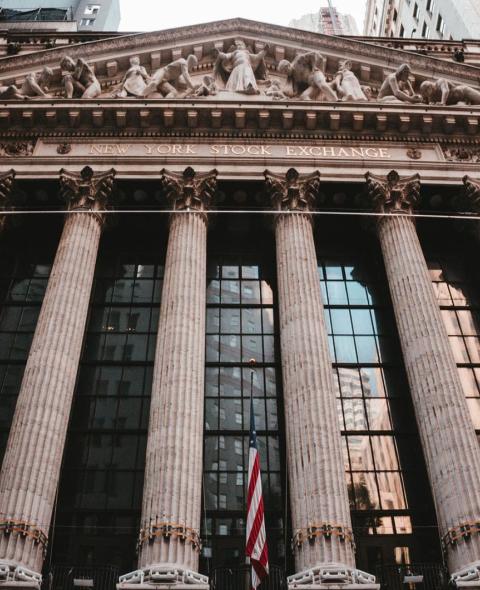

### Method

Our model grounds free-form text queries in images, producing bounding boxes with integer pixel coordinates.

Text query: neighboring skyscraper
[0,0,120,31]
[289,4,359,36]
[364,0,480,40]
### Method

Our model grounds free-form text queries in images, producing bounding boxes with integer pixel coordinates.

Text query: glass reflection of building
[2,189,480,578]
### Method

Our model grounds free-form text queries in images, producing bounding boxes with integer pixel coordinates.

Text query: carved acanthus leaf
[59,166,116,214]
[365,170,421,215]
[463,175,480,212]
[160,167,218,213]
[264,168,320,212]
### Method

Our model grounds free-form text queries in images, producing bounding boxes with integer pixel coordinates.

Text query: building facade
[0,0,121,31]
[289,7,359,36]
[364,0,480,40]
[0,17,479,590]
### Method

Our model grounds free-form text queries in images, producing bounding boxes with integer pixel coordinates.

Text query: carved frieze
[365,170,421,215]
[1,29,480,108]
[443,146,480,163]
[0,142,34,157]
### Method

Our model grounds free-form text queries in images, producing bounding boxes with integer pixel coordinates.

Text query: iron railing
[376,563,449,590]
[42,565,120,590]
[211,565,287,590]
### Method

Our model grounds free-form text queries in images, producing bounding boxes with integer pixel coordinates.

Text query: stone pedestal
[265,169,377,588]
[366,171,480,581]
[0,167,115,581]
[126,168,216,588]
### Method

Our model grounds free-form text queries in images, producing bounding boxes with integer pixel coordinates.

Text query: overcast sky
[119,0,367,33]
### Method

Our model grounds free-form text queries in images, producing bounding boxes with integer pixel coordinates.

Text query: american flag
[246,394,269,590]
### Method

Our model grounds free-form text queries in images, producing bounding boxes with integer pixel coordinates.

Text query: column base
[0,562,41,590]
[288,564,379,589]
[452,561,480,588]
[118,566,208,589]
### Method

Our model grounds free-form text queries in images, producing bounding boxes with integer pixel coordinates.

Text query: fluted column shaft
[138,168,216,577]
[0,221,103,572]
[139,212,206,571]
[265,169,355,574]
[368,171,480,575]
[0,167,114,577]
[275,213,355,571]
[378,214,480,572]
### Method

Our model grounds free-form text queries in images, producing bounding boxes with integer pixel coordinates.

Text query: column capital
[264,168,320,212]
[160,167,217,217]
[0,169,15,232]
[59,166,116,221]
[463,175,480,211]
[365,170,420,215]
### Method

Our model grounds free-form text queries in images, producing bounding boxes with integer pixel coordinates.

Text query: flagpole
[246,358,256,590]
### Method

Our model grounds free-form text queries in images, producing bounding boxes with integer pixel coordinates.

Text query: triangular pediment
[0,18,479,103]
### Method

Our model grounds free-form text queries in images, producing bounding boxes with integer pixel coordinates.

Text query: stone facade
[0,17,479,590]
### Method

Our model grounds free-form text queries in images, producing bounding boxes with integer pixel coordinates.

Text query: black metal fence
[211,565,287,590]
[42,565,120,590]
[376,563,449,590]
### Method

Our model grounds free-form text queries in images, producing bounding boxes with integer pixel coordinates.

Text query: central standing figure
[214,39,268,94]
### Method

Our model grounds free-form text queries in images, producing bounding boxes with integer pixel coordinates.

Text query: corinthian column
[0,166,115,586]
[366,170,480,585]
[264,169,377,589]
[120,167,216,589]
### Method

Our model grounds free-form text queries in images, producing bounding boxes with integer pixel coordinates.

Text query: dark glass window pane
[347,436,373,471]
[351,309,374,335]
[365,399,392,431]
[338,368,362,398]
[352,472,379,509]
[356,336,379,364]
[378,472,406,509]
[221,309,241,333]
[220,335,241,362]
[207,308,220,333]
[326,282,348,304]
[241,282,261,304]
[343,399,367,430]
[346,282,368,305]
[207,280,221,304]
[334,336,357,363]
[330,309,353,334]
[205,399,219,430]
[242,309,262,334]
[221,281,240,304]
[371,437,399,470]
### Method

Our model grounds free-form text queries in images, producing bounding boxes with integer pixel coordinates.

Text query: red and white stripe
[246,443,269,590]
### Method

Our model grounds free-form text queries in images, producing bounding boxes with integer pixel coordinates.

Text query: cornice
[0,18,479,85]
[0,99,478,142]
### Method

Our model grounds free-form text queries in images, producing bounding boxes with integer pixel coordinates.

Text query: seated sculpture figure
[214,40,268,95]
[420,78,480,105]
[61,56,101,99]
[191,75,217,97]
[278,51,338,101]
[333,60,368,101]
[0,67,53,100]
[113,56,151,98]
[378,64,422,103]
[143,54,198,98]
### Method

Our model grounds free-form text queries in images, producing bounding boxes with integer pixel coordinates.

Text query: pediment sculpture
[1,39,480,107]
